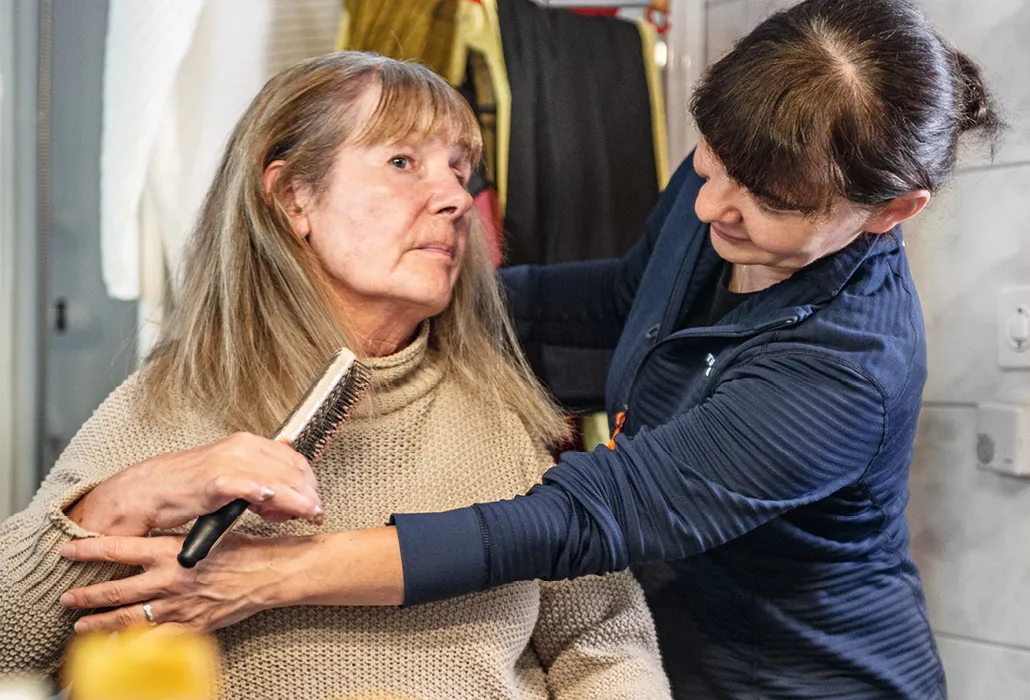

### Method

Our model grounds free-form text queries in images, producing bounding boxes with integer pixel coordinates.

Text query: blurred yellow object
[63,627,220,700]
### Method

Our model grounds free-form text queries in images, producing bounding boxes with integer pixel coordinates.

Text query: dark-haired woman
[59,0,1001,697]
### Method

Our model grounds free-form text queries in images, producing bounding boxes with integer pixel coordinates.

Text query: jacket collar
[671,222,903,336]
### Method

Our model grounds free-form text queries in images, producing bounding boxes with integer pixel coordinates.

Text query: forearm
[0,483,138,675]
[274,528,405,608]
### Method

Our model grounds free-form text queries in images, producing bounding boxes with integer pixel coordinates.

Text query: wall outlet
[998,286,1030,369]
[976,403,1030,477]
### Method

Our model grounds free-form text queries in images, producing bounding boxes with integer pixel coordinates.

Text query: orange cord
[607,411,627,450]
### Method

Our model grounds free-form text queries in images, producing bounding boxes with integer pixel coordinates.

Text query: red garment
[474,187,504,268]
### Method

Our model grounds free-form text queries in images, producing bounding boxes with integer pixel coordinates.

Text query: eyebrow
[752,189,818,215]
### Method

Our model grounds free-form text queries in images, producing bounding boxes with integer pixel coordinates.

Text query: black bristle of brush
[292,361,371,462]
[176,358,371,569]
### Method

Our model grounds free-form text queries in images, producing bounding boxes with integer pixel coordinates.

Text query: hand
[61,527,406,633]
[67,433,325,536]
[60,533,306,634]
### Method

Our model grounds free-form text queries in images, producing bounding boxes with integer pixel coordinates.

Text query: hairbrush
[177,348,371,568]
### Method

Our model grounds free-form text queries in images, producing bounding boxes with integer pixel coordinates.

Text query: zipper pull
[607,411,627,450]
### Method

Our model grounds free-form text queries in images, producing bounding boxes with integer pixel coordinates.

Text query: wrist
[269,529,404,608]
[261,535,320,609]
[65,471,152,537]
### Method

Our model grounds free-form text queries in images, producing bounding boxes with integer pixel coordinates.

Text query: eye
[752,192,797,216]
[389,155,415,170]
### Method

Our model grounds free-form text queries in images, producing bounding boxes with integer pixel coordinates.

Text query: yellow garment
[340,0,460,77]
[448,0,512,211]
[466,49,500,188]
[636,20,670,187]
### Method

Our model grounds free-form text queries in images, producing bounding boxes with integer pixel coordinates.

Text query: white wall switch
[976,402,1030,477]
[998,286,1030,369]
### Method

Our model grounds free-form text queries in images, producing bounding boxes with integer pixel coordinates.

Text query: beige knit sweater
[0,328,671,700]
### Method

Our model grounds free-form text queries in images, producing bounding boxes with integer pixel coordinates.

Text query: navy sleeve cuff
[389,507,488,606]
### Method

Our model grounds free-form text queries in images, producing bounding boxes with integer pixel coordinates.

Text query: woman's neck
[358,326,421,357]
[331,299,423,358]
[729,264,794,294]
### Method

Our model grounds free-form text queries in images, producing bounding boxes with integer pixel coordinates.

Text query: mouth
[415,243,456,260]
[711,223,749,244]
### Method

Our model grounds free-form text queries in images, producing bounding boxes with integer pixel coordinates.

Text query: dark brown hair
[691,0,1004,214]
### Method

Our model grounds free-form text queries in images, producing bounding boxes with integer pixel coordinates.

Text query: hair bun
[952,49,1002,136]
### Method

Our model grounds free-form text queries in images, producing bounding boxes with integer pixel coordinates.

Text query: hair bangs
[692,43,848,215]
[353,62,483,166]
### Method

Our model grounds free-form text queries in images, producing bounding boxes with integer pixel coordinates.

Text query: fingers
[209,433,324,523]
[72,600,160,634]
[61,536,165,568]
[61,570,165,611]
[61,537,185,612]
[248,506,313,525]
[204,474,322,525]
[135,433,325,530]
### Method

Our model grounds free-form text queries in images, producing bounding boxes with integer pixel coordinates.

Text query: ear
[263,160,313,241]
[863,190,932,234]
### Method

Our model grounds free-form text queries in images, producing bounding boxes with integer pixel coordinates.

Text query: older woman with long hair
[0,52,670,699]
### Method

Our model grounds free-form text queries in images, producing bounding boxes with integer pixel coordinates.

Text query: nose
[694,178,743,226]
[429,172,474,221]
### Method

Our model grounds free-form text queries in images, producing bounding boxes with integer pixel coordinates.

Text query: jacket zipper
[608,314,801,448]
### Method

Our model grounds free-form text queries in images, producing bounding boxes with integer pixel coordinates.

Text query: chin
[709,233,744,262]
[389,270,457,318]
[409,290,454,319]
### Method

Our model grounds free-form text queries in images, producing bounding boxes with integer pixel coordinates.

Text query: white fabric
[100,0,342,357]
[100,0,204,302]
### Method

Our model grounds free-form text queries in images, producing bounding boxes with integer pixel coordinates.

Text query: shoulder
[797,234,926,408]
[433,375,554,487]
[55,371,223,480]
[725,346,890,413]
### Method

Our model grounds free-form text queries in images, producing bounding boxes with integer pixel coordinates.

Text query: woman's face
[692,138,872,278]
[290,129,474,325]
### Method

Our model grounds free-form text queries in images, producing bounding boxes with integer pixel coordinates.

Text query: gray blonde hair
[144,51,570,446]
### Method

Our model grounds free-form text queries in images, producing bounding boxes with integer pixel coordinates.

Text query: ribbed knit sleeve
[485,349,887,583]
[395,349,887,601]
[0,377,148,677]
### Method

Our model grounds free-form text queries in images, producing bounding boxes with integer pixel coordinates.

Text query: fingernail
[74,620,86,634]
[260,487,275,500]
[60,544,74,558]
[60,592,74,606]
[314,505,324,517]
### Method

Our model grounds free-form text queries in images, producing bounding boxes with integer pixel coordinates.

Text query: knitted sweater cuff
[389,506,487,606]
[49,480,109,540]
[4,480,107,591]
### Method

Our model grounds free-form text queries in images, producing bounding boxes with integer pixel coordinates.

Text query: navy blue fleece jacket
[392,153,945,699]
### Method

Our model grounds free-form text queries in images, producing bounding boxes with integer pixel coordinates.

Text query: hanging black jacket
[498,0,660,409]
